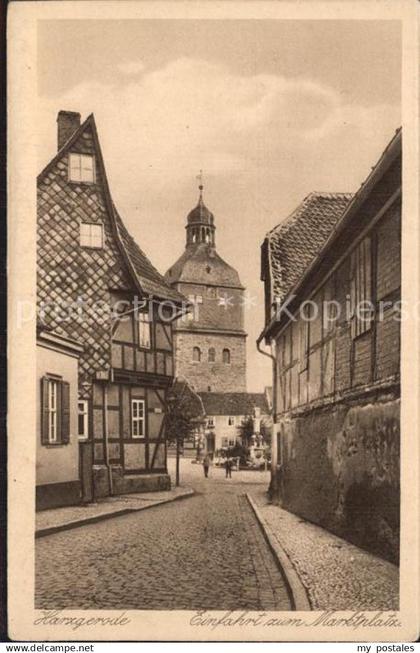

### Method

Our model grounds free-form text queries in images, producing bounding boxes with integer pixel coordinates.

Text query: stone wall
[174,331,247,392]
[277,395,400,563]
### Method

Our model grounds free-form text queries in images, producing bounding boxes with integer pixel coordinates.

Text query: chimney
[57,110,81,150]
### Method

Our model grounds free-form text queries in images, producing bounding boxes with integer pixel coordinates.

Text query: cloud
[37,56,400,205]
[36,56,401,392]
[117,61,146,76]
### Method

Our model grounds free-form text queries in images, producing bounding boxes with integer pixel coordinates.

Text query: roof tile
[266,192,353,302]
[198,392,271,416]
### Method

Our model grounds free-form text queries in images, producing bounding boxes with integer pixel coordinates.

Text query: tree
[166,378,204,486]
[236,414,255,447]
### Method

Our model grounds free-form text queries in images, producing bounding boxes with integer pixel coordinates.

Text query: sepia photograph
[6,0,420,644]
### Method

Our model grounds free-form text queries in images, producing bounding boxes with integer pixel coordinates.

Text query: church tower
[165,182,247,393]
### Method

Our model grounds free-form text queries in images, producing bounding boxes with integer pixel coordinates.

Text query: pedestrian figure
[225,457,232,479]
[203,454,210,478]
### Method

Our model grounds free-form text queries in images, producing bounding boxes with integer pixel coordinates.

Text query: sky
[37,19,401,391]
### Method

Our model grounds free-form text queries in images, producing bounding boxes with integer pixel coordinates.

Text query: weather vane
[196,169,204,197]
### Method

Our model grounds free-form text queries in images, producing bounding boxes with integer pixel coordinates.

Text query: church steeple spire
[186,173,216,248]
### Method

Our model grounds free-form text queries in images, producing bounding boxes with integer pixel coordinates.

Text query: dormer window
[80,222,103,249]
[69,153,95,183]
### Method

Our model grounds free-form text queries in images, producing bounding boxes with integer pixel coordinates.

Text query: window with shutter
[350,237,373,339]
[41,377,50,445]
[40,376,71,445]
[61,381,71,444]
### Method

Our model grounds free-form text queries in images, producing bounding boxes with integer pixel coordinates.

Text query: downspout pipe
[256,333,281,502]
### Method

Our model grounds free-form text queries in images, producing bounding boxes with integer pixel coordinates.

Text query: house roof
[260,128,401,342]
[187,196,215,226]
[38,113,187,307]
[265,192,353,304]
[165,243,244,288]
[264,386,273,409]
[112,206,186,304]
[198,392,271,416]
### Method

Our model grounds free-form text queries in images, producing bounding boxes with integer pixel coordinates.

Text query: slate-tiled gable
[264,192,352,305]
[37,113,186,385]
[199,392,270,416]
[37,122,133,381]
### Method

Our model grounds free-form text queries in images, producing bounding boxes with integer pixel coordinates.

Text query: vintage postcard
[7,0,420,643]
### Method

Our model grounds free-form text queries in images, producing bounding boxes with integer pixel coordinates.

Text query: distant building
[37,110,188,501]
[199,392,271,454]
[165,184,247,393]
[259,129,401,563]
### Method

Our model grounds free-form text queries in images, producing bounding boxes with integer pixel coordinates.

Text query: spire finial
[196,169,204,201]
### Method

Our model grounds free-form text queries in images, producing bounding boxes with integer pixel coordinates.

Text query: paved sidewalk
[248,486,399,611]
[36,486,194,537]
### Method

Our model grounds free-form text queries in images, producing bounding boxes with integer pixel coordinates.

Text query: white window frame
[48,379,58,443]
[228,438,236,447]
[131,399,145,439]
[69,153,95,183]
[138,311,151,349]
[80,222,103,249]
[78,400,89,440]
[207,417,215,428]
[228,416,235,426]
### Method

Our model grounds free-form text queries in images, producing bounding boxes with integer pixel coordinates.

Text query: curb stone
[36,488,195,538]
[246,492,312,611]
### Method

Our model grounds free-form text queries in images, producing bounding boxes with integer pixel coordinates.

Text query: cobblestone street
[35,460,292,610]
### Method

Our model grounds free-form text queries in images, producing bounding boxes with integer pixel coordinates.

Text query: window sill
[68,179,96,186]
[81,245,104,251]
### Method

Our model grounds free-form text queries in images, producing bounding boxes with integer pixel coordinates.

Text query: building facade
[165,186,247,393]
[37,111,188,499]
[36,328,83,510]
[259,130,401,563]
[199,392,271,454]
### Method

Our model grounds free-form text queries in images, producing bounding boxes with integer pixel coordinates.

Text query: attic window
[69,153,95,183]
[80,222,103,249]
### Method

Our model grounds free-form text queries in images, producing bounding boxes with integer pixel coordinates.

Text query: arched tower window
[193,346,201,362]
[208,347,215,362]
[222,348,231,364]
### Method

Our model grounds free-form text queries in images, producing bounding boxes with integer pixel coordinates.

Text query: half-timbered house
[37,111,188,501]
[259,129,401,562]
